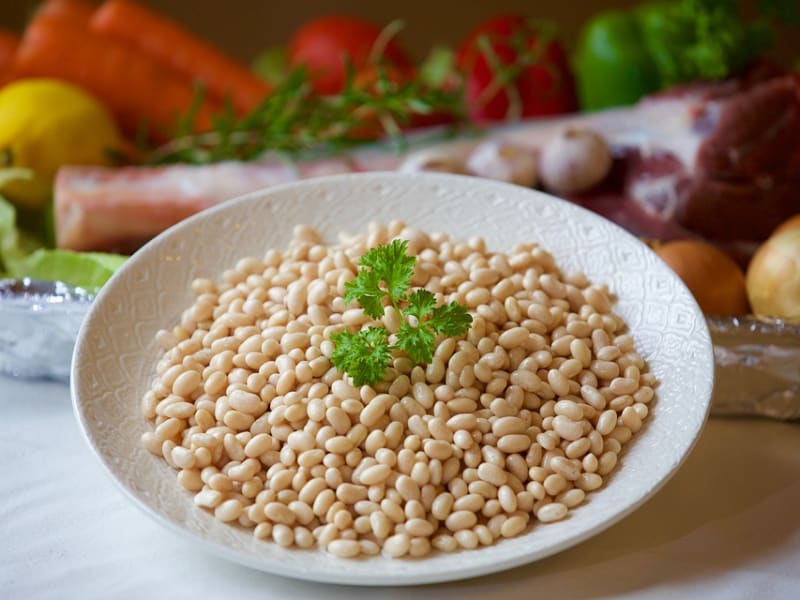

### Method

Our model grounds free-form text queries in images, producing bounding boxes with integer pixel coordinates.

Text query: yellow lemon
[0,78,123,209]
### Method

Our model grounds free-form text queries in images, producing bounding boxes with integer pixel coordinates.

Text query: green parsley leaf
[358,239,417,304]
[429,302,474,337]
[330,239,474,387]
[395,321,436,365]
[344,268,385,319]
[404,288,437,320]
[330,327,392,386]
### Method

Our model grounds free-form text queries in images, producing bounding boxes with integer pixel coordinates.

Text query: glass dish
[0,278,93,381]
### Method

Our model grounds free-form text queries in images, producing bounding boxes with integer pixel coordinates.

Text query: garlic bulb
[398,148,467,175]
[539,128,612,195]
[465,140,538,187]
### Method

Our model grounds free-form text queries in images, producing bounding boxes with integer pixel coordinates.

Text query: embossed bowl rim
[72,171,714,586]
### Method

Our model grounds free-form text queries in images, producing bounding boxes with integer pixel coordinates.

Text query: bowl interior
[72,172,713,585]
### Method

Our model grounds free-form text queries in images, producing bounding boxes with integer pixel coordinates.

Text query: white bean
[142,223,654,558]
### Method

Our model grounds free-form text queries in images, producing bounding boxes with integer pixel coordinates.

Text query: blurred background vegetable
[638,0,771,86]
[574,11,661,109]
[6,0,795,81]
[576,0,797,109]
[0,26,18,79]
[33,0,94,26]
[287,15,412,95]
[456,14,577,121]
[773,215,800,237]
[91,0,270,114]
[746,223,800,321]
[0,78,124,211]
[13,2,219,140]
[538,128,612,194]
[655,240,750,316]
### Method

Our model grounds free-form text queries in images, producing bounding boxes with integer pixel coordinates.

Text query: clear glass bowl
[0,279,93,381]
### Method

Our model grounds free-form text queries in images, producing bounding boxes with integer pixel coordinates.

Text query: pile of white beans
[141,221,655,559]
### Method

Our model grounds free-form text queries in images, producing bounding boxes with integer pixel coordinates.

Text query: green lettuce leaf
[6,249,127,291]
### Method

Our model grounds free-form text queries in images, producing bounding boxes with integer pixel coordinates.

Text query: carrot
[3,0,93,86]
[0,28,19,86]
[13,18,219,140]
[31,0,96,28]
[91,0,270,114]
[0,27,19,73]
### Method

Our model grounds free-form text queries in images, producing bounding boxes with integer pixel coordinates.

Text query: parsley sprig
[331,240,472,386]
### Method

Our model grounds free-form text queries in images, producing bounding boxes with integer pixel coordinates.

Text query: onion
[655,240,749,316]
[538,127,612,194]
[746,229,800,320]
[772,214,800,237]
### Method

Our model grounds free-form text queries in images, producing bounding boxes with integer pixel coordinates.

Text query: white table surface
[3,374,799,600]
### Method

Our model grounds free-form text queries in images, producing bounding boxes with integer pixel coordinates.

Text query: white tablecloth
[3,374,799,599]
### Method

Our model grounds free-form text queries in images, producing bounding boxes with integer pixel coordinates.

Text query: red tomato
[287,15,412,95]
[456,14,578,122]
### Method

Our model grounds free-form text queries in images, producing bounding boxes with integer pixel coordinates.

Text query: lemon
[0,78,123,209]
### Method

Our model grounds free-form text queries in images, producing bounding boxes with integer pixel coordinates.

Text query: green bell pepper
[574,10,660,111]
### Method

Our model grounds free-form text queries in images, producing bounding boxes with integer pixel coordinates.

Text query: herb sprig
[331,240,472,386]
[146,66,464,165]
[145,17,575,165]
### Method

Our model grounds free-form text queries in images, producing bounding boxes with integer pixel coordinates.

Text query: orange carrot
[91,0,270,114]
[32,0,96,28]
[13,18,219,140]
[0,27,19,73]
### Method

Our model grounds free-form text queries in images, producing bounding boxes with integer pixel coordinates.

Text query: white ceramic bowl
[72,172,713,586]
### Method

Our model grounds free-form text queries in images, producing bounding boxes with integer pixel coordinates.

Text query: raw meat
[498,64,800,243]
[55,159,353,251]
